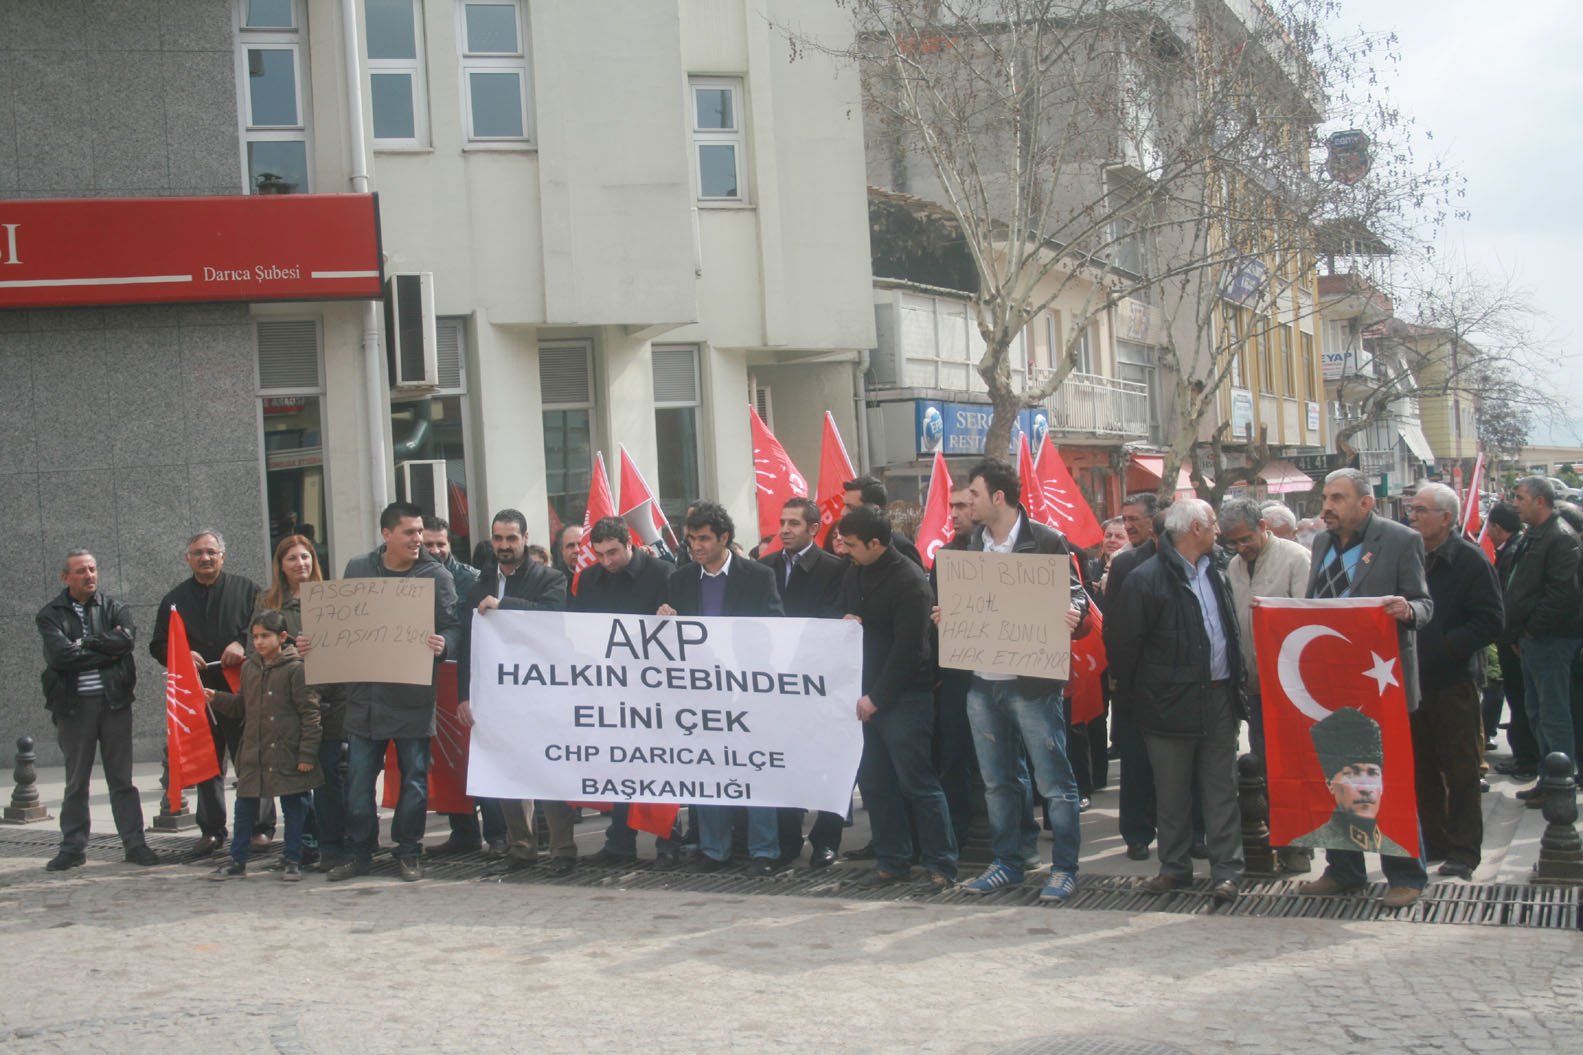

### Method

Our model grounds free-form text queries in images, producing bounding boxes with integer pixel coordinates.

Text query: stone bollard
[1531,752,1581,886]
[3,736,51,824]
[1237,753,1278,877]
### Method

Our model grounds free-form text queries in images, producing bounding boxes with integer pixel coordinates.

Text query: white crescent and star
[1277,624,1402,721]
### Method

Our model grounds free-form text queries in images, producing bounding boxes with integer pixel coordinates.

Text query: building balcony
[1036,369,1153,440]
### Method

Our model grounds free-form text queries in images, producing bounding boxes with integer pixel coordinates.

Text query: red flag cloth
[382,662,472,814]
[163,607,220,811]
[1034,435,1104,548]
[222,664,242,693]
[627,802,681,838]
[1016,433,1053,527]
[1067,557,1107,724]
[813,411,856,547]
[570,451,617,595]
[1252,598,1420,858]
[916,450,955,570]
[750,405,809,550]
[1459,453,1484,537]
[617,444,673,548]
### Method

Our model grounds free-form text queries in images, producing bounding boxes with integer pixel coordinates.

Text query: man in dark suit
[1102,492,1162,860]
[759,496,847,868]
[660,502,785,873]
[1298,468,1433,909]
[574,515,677,866]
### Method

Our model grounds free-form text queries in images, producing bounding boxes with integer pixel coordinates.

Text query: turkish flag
[1252,598,1420,857]
[570,451,617,595]
[1068,559,1106,724]
[1034,435,1103,549]
[916,450,955,570]
[750,406,809,551]
[617,444,675,550]
[1016,433,1053,527]
[382,661,473,814]
[813,412,855,547]
[163,607,220,812]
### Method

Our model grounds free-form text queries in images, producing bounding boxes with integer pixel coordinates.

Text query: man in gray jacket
[328,502,460,883]
[1297,469,1432,909]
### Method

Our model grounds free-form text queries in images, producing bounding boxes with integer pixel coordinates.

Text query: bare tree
[789,0,1457,497]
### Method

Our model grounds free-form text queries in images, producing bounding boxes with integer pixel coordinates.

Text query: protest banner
[934,550,1071,679]
[467,610,864,814]
[299,577,435,686]
[1252,597,1420,858]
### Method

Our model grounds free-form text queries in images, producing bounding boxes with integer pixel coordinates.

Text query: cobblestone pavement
[0,847,1578,1055]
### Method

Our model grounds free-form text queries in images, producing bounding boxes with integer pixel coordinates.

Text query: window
[1280,324,1296,397]
[239,1,310,194]
[458,1,531,142]
[1258,325,1275,394]
[1300,330,1316,402]
[541,342,595,529]
[652,345,703,522]
[1223,306,1244,388]
[257,320,329,560]
[690,77,745,202]
[367,0,428,144]
[1074,321,1094,376]
[390,318,476,554]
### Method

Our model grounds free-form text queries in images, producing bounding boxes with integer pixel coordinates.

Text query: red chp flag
[1016,433,1053,527]
[813,411,856,547]
[750,406,809,551]
[571,451,617,595]
[916,450,955,570]
[1034,435,1103,549]
[163,607,220,811]
[1252,598,1419,858]
[617,444,675,550]
[1068,560,1107,724]
[1460,454,1497,563]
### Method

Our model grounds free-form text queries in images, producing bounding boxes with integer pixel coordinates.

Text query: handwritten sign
[935,550,1071,679]
[299,578,435,686]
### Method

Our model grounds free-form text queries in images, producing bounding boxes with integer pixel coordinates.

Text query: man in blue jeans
[326,502,460,883]
[952,458,1088,903]
[1502,477,1581,791]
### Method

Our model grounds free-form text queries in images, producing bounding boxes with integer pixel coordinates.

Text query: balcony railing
[1039,370,1153,439]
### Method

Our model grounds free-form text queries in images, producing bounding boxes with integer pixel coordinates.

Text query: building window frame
[367,0,430,146]
[652,344,705,522]
[689,76,747,204]
[254,316,334,566]
[540,339,598,530]
[237,0,312,195]
[456,0,533,144]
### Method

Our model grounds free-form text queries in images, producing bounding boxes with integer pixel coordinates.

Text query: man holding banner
[1296,468,1432,908]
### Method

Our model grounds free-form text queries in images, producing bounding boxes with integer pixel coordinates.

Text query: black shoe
[808,846,837,870]
[1211,880,1239,903]
[124,845,160,866]
[427,838,482,858]
[208,860,247,880]
[687,854,729,874]
[1189,841,1209,860]
[484,838,508,858]
[651,851,681,871]
[859,868,907,887]
[192,834,223,857]
[398,857,423,882]
[750,856,778,877]
[1492,759,1529,775]
[1126,844,1151,861]
[545,857,575,878]
[326,859,372,882]
[1516,783,1544,800]
[585,849,639,867]
[1438,861,1474,879]
[844,842,877,861]
[282,862,303,882]
[316,853,347,874]
[45,851,86,872]
[1078,797,1092,813]
[485,855,537,876]
[1480,778,1491,794]
[300,848,320,867]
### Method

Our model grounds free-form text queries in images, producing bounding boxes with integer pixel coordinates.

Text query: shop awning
[1397,423,1436,465]
[1128,454,1208,499]
[1258,459,1314,494]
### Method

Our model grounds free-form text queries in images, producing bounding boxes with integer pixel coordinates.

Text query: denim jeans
[312,739,348,858]
[1520,636,1581,771]
[858,689,958,879]
[696,805,778,862]
[447,798,508,846]
[346,735,430,862]
[1323,821,1429,891]
[967,678,1081,873]
[232,792,310,866]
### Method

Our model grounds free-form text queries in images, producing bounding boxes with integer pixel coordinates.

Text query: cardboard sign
[299,578,435,686]
[935,550,1071,679]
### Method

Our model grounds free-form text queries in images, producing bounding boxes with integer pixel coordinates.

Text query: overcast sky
[1331,0,1582,446]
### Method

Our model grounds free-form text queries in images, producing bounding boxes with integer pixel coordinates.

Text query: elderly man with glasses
[1220,497,1313,873]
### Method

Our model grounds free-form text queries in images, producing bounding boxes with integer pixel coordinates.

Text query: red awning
[1127,455,1208,499]
[1258,459,1314,495]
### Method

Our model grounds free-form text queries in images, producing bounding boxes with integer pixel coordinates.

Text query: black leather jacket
[37,589,138,714]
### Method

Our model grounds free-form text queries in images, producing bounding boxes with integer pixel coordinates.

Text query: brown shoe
[1210,880,1238,903]
[249,833,272,851]
[1296,874,1363,896]
[192,835,223,856]
[1380,885,1421,909]
[1139,874,1185,894]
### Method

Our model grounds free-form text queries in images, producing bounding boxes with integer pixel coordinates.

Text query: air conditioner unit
[384,272,438,389]
[396,459,447,518]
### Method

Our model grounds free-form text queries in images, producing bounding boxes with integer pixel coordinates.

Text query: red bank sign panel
[0,193,383,309]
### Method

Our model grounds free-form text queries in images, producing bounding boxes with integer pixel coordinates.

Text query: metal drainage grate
[993,1037,1192,1055]
[4,830,1577,930]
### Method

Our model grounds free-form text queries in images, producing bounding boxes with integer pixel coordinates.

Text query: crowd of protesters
[36,462,1579,909]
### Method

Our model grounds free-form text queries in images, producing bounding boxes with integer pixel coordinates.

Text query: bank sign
[0,194,383,309]
[915,401,1042,456]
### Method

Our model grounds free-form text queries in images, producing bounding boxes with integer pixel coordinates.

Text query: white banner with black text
[467,610,865,814]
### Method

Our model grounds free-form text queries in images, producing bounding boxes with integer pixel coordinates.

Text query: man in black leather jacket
[37,549,157,871]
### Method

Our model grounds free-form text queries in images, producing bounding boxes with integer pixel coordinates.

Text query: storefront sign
[1231,388,1254,440]
[1307,401,1322,432]
[915,400,1035,456]
[0,193,383,309]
